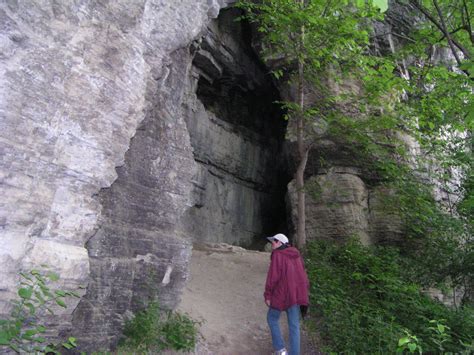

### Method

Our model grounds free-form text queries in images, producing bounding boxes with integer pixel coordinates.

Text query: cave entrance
[181,7,290,250]
[72,5,290,351]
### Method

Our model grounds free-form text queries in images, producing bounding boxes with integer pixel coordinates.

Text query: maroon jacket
[264,246,309,311]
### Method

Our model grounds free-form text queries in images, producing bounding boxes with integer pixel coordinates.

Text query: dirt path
[177,243,319,355]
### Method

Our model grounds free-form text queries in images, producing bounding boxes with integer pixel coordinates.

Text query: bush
[304,239,474,354]
[0,268,78,354]
[118,301,199,352]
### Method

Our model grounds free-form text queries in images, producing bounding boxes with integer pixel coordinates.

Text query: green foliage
[238,2,474,353]
[393,0,474,201]
[236,0,394,247]
[236,0,388,132]
[371,0,388,12]
[0,268,79,354]
[427,319,451,352]
[237,0,473,193]
[459,168,474,219]
[397,329,422,354]
[118,301,199,353]
[304,239,474,354]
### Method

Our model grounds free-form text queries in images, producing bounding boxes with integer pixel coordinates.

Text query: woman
[264,233,310,355]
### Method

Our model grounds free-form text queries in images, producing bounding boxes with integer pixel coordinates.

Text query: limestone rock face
[180,8,288,247]
[283,1,424,247]
[287,169,371,245]
[71,47,198,350]
[0,0,233,350]
[286,170,409,246]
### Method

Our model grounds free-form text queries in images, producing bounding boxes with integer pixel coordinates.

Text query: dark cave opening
[196,71,283,138]
[187,7,291,250]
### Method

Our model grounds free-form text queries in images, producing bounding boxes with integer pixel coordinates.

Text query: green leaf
[68,337,77,347]
[10,343,20,352]
[398,337,410,346]
[62,342,73,349]
[39,285,52,298]
[0,330,10,345]
[44,345,59,354]
[34,291,45,305]
[459,60,474,77]
[25,302,35,315]
[55,290,66,297]
[56,298,67,308]
[18,287,33,300]
[407,343,417,352]
[67,291,81,298]
[47,272,60,282]
[23,329,38,337]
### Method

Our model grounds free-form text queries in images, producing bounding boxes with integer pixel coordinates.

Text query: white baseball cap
[267,233,289,244]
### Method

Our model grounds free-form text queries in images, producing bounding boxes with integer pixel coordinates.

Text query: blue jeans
[267,304,300,355]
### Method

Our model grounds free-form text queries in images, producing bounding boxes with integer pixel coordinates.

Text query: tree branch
[410,0,471,60]
[321,0,333,18]
[437,25,469,41]
[370,31,417,43]
[462,0,474,45]
[433,0,463,66]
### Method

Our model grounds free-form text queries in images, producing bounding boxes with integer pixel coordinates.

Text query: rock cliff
[1,0,234,350]
[181,8,288,248]
[1,0,290,350]
[0,0,439,351]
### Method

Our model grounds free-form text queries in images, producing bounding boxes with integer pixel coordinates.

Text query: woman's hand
[265,299,271,307]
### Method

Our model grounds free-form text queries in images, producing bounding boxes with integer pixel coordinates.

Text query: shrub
[118,301,199,352]
[0,268,79,354]
[304,239,474,354]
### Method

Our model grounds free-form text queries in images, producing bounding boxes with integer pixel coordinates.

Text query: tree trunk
[295,0,309,249]
[295,137,309,249]
[295,23,307,249]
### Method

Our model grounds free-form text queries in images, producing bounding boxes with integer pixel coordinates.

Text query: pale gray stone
[287,170,371,245]
[2,0,458,351]
[0,0,236,350]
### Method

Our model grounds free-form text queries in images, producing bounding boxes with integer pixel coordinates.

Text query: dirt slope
[177,243,319,355]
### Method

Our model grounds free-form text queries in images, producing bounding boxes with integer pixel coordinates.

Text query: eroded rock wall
[71,48,199,350]
[0,0,233,350]
[1,0,425,350]
[288,169,371,245]
[280,1,428,247]
[180,9,288,247]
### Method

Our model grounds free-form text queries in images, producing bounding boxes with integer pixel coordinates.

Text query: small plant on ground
[0,267,79,354]
[118,301,200,352]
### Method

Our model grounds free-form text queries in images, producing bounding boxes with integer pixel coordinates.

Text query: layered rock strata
[73,7,287,350]
[180,8,288,247]
[0,0,234,351]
